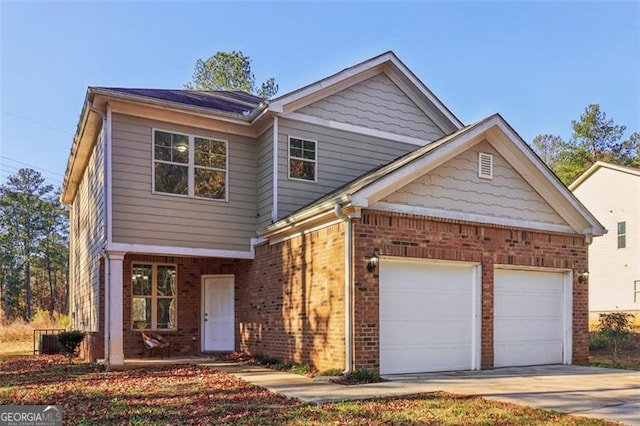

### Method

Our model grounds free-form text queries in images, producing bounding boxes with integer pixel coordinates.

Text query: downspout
[334,204,353,373]
[272,116,279,223]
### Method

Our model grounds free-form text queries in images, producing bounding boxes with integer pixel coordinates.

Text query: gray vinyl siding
[110,113,257,251]
[69,132,105,332]
[299,74,445,141]
[257,127,274,230]
[277,118,417,219]
[383,141,568,226]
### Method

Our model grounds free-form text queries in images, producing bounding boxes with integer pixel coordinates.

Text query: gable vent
[478,152,493,179]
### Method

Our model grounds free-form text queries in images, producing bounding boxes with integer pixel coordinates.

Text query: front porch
[103,355,237,370]
[100,252,249,366]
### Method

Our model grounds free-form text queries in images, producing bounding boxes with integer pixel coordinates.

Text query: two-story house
[570,161,640,318]
[62,51,604,374]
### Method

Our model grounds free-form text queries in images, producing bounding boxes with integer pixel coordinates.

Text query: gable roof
[261,114,605,239]
[268,51,464,133]
[569,161,640,191]
[61,51,465,204]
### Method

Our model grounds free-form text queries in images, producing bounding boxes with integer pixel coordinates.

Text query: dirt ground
[589,332,640,369]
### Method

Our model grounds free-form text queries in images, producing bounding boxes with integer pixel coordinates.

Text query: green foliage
[530,104,639,185]
[185,50,278,99]
[254,354,280,366]
[319,368,344,376]
[588,331,608,351]
[57,314,71,329]
[32,307,50,323]
[57,330,85,361]
[343,369,380,384]
[598,312,634,367]
[0,169,68,321]
[288,363,314,376]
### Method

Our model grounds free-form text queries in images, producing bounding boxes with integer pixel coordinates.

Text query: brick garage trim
[352,210,589,373]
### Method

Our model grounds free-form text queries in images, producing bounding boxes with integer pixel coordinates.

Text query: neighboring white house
[570,161,640,316]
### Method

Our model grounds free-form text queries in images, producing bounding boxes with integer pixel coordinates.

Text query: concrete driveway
[214,363,640,425]
[384,365,640,425]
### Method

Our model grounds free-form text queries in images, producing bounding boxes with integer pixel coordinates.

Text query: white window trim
[131,262,178,331]
[617,221,626,249]
[152,128,229,202]
[287,135,318,183]
[634,280,640,304]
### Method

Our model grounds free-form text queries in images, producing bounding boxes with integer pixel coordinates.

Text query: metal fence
[33,328,65,355]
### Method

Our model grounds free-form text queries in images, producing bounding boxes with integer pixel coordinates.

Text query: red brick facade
[352,210,589,372]
[120,254,247,359]
[84,211,589,374]
[236,223,346,372]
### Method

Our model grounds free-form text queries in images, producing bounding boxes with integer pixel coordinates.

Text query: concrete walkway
[204,362,640,425]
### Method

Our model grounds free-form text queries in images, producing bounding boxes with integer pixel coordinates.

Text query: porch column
[106,251,126,366]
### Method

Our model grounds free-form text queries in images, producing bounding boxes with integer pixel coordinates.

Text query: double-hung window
[635,281,640,304]
[617,221,626,249]
[288,137,317,182]
[153,130,228,200]
[132,264,177,330]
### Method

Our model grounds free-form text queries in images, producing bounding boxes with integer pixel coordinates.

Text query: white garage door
[380,259,480,375]
[494,268,568,368]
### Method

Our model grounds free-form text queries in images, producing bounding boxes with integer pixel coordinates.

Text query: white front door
[202,275,235,352]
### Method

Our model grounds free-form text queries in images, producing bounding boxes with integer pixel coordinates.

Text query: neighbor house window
[635,281,640,304]
[617,221,626,249]
[132,264,177,330]
[288,137,316,181]
[153,130,227,200]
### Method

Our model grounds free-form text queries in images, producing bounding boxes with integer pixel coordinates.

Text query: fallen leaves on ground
[0,356,612,425]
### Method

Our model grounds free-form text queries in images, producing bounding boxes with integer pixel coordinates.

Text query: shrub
[343,369,380,384]
[589,331,608,351]
[254,355,280,367]
[319,368,344,377]
[289,363,314,376]
[598,312,634,367]
[58,330,85,361]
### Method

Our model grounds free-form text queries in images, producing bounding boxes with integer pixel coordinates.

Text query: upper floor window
[288,136,316,182]
[617,221,626,249]
[635,281,640,304]
[153,130,228,200]
[132,263,177,330]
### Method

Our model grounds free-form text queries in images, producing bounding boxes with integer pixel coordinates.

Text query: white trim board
[283,112,432,147]
[370,202,577,234]
[105,243,254,259]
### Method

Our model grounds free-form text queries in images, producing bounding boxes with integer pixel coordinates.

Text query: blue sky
[1,1,638,188]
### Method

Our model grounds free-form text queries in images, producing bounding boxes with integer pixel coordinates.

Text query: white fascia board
[350,117,497,207]
[259,194,354,238]
[569,161,640,191]
[105,243,255,259]
[269,53,394,113]
[267,218,343,246]
[492,120,605,236]
[371,202,578,235]
[284,112,431,147]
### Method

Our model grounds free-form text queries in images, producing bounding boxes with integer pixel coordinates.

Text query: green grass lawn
[0,356,613,425]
